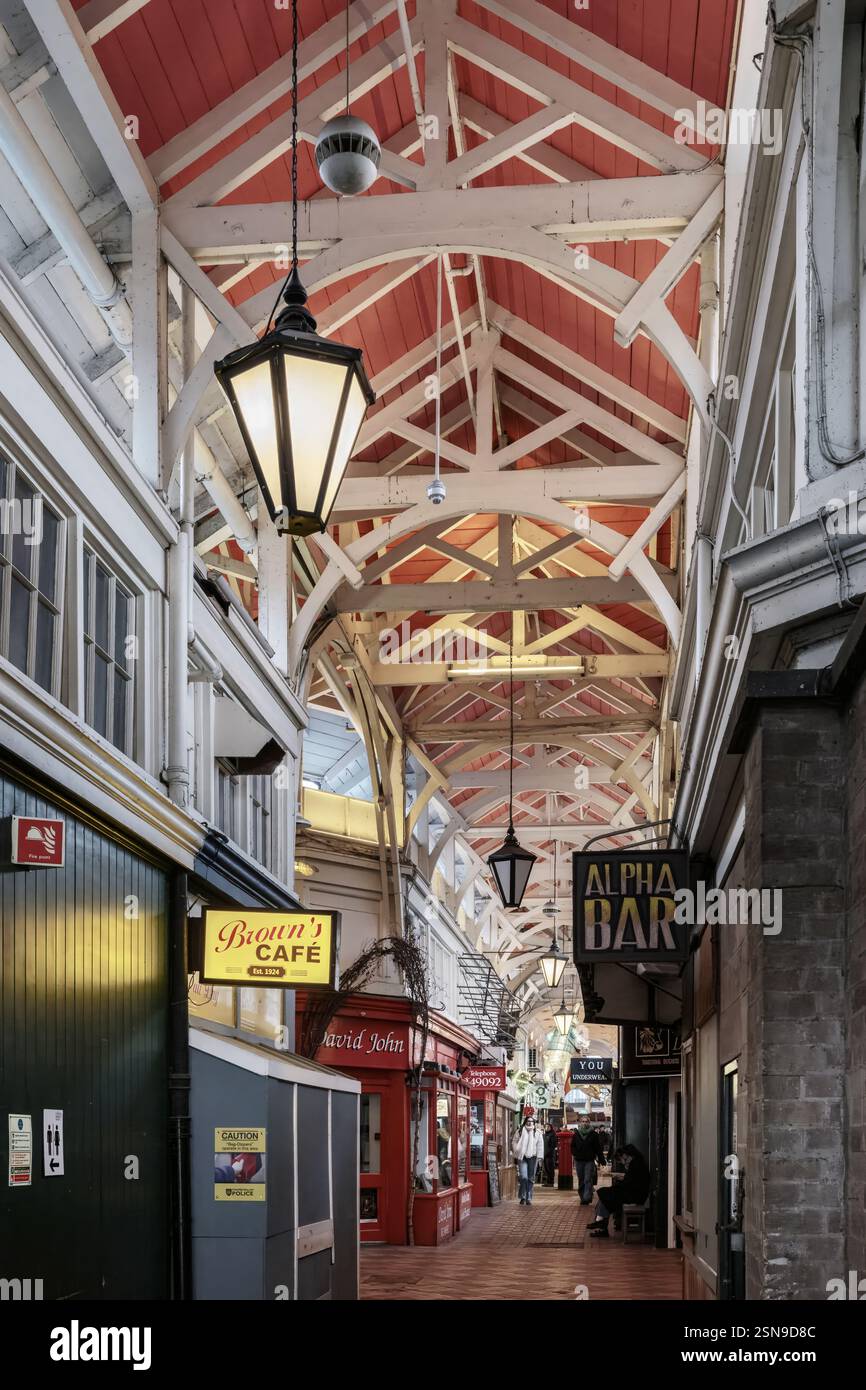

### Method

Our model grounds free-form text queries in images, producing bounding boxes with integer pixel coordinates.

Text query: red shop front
[297,992,478,1246]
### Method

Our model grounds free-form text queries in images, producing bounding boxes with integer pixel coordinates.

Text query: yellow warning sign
[213,1128,267,1201]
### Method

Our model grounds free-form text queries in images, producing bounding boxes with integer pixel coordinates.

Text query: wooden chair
[621,1174,654,1243]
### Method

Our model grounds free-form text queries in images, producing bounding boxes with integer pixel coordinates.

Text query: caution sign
[200,909,338,989]
[572,849,690,964]
[214,1127,267,1202]
[8,1114,32,1187]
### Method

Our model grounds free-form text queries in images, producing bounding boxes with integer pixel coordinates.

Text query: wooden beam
[368,653,669,684]
[28,0,157,214]
[472,0,711,138]
[415,716,656,741]
[333,573,673,614]
[78,0,152,43]
[449,16,707,173]
[162,172,718,256]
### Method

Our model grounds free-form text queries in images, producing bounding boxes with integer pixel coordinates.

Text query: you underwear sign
[572,850,689,964]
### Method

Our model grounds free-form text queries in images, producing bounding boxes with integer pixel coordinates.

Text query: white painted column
[131,209,164,488]
[257,497,291,676]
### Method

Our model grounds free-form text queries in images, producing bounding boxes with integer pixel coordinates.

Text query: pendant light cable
[291,0,298,270]
[434,253,443,488]
[508,610,514,831]
[264,0,300,336]
[345,0,350,113]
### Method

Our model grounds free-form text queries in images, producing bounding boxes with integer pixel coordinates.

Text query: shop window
[436,1092,453,1188]
[0,458,64,698]
[469,1099,485,1169]
[239,987,282,1043]
[249,773,274,870]
[457,1096,468,1184]
[360,1094,381,1174]
[412,1090,431,1191]
[497,1106,512,1168]
[83,547,135,755]
[187,975,235,1028]
[216,762,238,840]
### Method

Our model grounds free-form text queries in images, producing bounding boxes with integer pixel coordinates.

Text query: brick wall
[742,702,847,1298]
[846,673,866,1276]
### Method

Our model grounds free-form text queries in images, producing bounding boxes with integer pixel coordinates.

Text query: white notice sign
[8,1114,32,1187]
[43,1109,64,1177]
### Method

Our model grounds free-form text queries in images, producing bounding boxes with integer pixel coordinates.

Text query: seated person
[588,1144,650,1237]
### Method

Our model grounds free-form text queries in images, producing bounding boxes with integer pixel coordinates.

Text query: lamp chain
[263,0,301,335]
[291,0,298,270]
[508,609,514,830]
[345,0,350,113]
[434,255,442,488]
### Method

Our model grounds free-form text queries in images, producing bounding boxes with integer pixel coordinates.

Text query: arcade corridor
[361,1188,682,1301]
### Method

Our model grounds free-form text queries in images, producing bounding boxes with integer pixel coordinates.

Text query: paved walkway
[360,1186,682,1300]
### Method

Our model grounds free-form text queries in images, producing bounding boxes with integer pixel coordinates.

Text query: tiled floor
[360,1186,683,1300]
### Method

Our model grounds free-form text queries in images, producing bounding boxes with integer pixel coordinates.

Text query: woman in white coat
[512,1116,545,1205]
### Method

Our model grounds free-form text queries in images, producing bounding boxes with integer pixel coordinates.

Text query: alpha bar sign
[200,909,339,988]
[572,849,689,964]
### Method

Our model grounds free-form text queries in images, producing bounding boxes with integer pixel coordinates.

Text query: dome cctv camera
[427,478,446,505]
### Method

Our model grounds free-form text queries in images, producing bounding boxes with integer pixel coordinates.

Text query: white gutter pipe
[0,81,132,350]
[0,87,257,564]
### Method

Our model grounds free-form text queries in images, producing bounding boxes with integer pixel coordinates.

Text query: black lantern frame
[214,273,375,538]
[486,614,537,910]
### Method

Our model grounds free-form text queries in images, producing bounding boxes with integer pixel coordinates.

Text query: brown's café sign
[572,849,689,964]
[199,909,339,988]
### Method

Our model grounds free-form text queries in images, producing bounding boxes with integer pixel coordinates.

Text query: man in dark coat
[588,1145,650,1236]
[571,1122,604,1204]
[543,1123,558,1185]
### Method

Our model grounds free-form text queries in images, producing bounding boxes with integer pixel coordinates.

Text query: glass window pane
[360,1094,382,1174]
[230,360,281,510]
[93,651,109,736]
[457,1097,468,1184]
[83,551,92,638]
[284,356,347,512]
[0,456,7,497]
[238,988,282,1042]
[470,1100,485,1169]
[94,563,110,650]
[11,475,35,578]
[113,669,128,751]
[9,574,30,672]
[436,1093,453,1188]
[38,506,59,602]
[413,1090,431,1191]
[35,600,55,692]
[321,373,367,522]
[114,588,129,668]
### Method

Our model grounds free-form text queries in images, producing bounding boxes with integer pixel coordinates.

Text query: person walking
[543,1122,558,1186]
[512,1116,544,1205]
[571,1121,604,1205]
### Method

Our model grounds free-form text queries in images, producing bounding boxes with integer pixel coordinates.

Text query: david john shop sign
[317,1021,411,1069]
[573,849,689,963]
